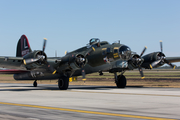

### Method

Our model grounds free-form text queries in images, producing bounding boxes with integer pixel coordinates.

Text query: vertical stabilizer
[16,35,32,57]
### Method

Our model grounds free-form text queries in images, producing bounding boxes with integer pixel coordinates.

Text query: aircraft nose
[119,45,131,60]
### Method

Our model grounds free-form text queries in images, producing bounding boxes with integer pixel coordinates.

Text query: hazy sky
[0,0,180,65]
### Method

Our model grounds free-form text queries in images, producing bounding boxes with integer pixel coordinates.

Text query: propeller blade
[140,46,147,57]
[23,58,39,65]
[160,40,163,53]
[81,68,86,80]
[138,67,145,79]
[43,38,57,74]
[55,50,57,57]
[43,60,57,74]
[80,47,96,80]
[42,38,57,73]
[49,65,56,74]
[164,59,176,69]
[42,38,47,52]
[150,59,161,68]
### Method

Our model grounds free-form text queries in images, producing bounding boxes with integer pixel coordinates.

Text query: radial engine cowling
[57,54,87,71]
[141,52,165,68]
[128,54,144,69]
[23,50,47,69]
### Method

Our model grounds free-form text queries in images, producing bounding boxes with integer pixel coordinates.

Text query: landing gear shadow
[39,85,144,90]
[0,84,144,91]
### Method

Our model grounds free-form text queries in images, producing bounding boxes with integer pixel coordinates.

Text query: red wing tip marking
[0,69,28,74]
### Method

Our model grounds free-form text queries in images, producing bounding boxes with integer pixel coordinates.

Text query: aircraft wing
[165,57,180,63]
[0,56,30,74]
[0,56,24,69]
[0,56,59,73]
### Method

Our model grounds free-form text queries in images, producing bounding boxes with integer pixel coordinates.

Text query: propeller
[23,38,57,74]
[76,47,95,80]
[130,46,147,79]
[150,41,176,69]
[41,38,57,74]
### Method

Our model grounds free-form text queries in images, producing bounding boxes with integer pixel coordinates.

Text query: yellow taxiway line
[0,102,176,120]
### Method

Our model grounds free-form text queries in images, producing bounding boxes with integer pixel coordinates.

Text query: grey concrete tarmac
[0,83,180,120]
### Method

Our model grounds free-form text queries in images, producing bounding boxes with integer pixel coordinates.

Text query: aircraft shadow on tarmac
[0,84,144,91]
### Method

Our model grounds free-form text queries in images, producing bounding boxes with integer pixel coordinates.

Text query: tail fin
[16,35,32,57]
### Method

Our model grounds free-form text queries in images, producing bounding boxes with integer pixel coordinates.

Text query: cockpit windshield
[89,38,100,45]
[119,45,131,59]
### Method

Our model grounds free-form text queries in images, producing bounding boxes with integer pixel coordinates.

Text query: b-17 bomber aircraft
[0,35,180,90]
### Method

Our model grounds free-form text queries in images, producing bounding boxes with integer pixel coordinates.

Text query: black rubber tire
[33,80,37,87]
[116,75,126,88]
[58,76,69,90]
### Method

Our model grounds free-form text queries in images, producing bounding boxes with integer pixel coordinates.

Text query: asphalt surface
[0,83,180,120]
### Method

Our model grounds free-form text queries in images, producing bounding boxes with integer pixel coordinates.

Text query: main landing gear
[58,76,69,90]
[32,76,69,90]
[114,73,127,88]
[33,80,37,87]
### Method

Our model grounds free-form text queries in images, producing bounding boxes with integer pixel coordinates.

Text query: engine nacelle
[128,54,144,69]
[14,71,60,80]
[57,54,87,71]
[23,50,47,69]
[141,52,165,68]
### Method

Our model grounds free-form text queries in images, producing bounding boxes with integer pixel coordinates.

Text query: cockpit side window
[102,48,111,55]
[106,48,111,54]
[92,43,100,48]
[114,49,118,53]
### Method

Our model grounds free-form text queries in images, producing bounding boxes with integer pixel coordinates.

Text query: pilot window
[114,49,118,53]
[106,48,111,54]
[89,38,100,45]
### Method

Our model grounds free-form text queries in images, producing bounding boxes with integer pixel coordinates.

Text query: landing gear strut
[58,76,69,90]
[33,80,37,87]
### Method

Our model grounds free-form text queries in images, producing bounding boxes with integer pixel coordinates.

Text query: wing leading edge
[166,57,180,63]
